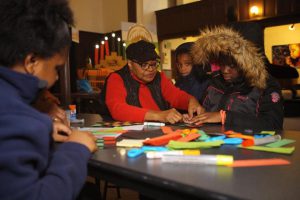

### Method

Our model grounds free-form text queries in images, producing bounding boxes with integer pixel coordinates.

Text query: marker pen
[144,122,165,126]
[161,154,233,166]
[242,135,281,147]
[127,146,169,158]
[146,150,200,159]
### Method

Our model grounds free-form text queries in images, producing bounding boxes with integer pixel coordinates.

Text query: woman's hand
[67,130,98,153]
[187,97,205,120]
[189,112,221,125]
[52,121,72,142]
[161,108,183,124]
[49,104,69,126]
[145,108,183,124]
[53,122,98,153]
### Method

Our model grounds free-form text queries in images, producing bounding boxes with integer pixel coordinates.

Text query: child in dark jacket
[174,42,209,101]
[185,27,284,131]
[0,0,97,199]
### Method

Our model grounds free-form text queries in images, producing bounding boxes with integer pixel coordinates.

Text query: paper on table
[91,121,142,127]
[93,133,122,139]
[265,139,295,148]
[122,125,144,131]
[229,158,290,167]
[79,127,124,132]
[260,131,276,135]
[198,130,210,141]
[117,139,145,148]
[167,140,224,150]
[79,127,125,139]
[239,145,295,154]
[81,125,144,131]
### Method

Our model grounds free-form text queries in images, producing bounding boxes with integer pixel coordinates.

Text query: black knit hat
[126,40,159,63]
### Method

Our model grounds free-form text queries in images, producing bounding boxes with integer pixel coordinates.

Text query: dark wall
[156,0,228,40]
[155,0,300,40]
[71,31,103,69]
[128,0,137,22]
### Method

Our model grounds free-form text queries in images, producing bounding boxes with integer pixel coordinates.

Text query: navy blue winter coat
[0,66,91,200]
[175,69,209,101]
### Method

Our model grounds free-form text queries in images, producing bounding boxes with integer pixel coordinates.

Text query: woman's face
[176,53,193,77]
[128,59,158,83]
[289,44,300,59]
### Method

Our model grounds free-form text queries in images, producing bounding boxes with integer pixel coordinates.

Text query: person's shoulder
[107,72,122,83]
[0,87,50,122]
[266,75,281,89]
[108,72,120,78]
[159,71,165,78]
[261,75,283,100]
[0,87,24,112]
[0,104,52,137]
[159,71,174,82]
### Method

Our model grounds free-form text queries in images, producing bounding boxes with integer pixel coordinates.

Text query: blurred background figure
[286,43,300,67]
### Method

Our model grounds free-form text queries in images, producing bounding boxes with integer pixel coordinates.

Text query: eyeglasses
[132,60,160,71]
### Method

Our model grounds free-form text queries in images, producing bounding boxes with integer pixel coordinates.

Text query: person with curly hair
[286,43,300,67]
[174,42,209,101]
[0,0,97,199]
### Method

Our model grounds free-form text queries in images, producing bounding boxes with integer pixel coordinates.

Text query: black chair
[94,178,121,200]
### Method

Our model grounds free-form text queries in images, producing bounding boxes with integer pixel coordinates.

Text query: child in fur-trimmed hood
[184,26,284,131]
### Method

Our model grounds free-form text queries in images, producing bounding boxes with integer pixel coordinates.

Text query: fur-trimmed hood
[191,26,268,89]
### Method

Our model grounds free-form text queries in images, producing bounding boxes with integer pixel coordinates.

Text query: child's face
[289,44,300,59]
[176,53,193,77]
[220,64,240,82]
[33,51,67,88]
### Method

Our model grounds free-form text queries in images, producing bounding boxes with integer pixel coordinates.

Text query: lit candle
[104,36,110,56]
[94,44,99,65]
[100,41,105,61]
[122,42,126,60]
[117,37,121,56]
[111,32,116,52]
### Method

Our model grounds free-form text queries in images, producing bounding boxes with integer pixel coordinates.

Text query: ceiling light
[250,6,259,16]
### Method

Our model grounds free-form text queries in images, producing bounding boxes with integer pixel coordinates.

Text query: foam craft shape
[176,133,200,142]
[229,158,290,167]
[143,133,182,146]
[167,140,224,149]
[239,145,295,154]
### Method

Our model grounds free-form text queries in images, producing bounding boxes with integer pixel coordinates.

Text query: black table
[87,124,300,200]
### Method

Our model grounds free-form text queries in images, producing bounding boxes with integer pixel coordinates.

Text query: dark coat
[192,27,284,131]
[175,70,209,101]
[0,66,91,200]
[202,71,284,131]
